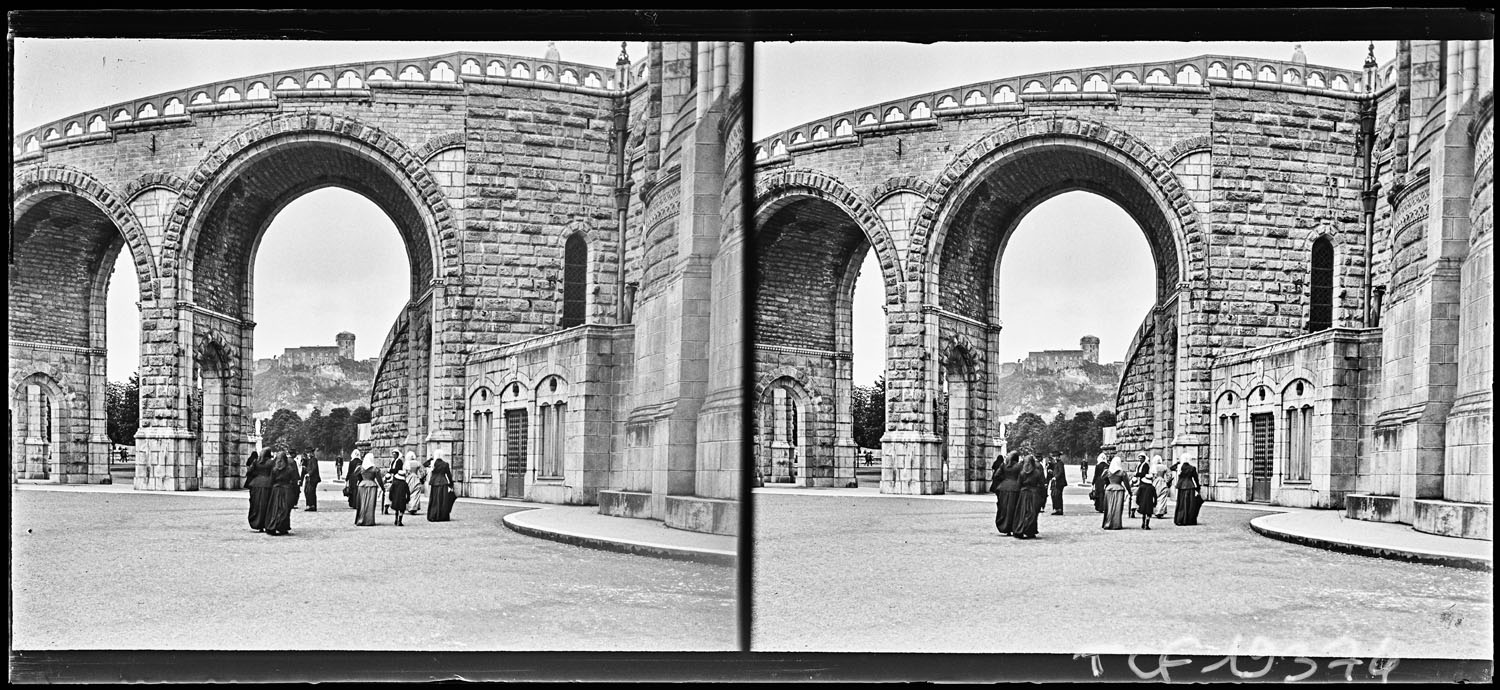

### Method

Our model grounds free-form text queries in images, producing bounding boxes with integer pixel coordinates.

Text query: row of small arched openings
[19,60,613,155]
[755,62,1356,161]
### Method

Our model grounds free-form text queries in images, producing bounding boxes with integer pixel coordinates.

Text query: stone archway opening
[991,190,1156,461]
[10,186,152,485]
[174,134,445,490]
[921,129,1201,493]
[754,193,897,488]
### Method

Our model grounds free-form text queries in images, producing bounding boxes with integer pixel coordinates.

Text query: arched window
[884,106,905,122]
[811,125,830,140]
[1114,71,1139,84]
[1208,62,1229,79]
[561,233,588,328]
[217,86,241,102]
[1145,69,1172,85]
[964,90,986,106]
[337,71,364,88]
[276,77,302,90]
[87,115,107,133]
[510,63,531,79]
[1053,77,1078,92]
[1306,72,1326,88]
[1233,63,1253,80]
[537,66,555,81]
[190,91,212,105]
[858,112,878,126]
[1082,74,1110,92]
[308,73,332,89]
[399,65,425,81]
[1331,75,1350,91]
[163,99,184,116]
[1283,68,1302,85]
[1177,65,1202,85]
[487,61,505,77]
[113,108,133,122]
[461,59,482,76]
[584,72,603,88]
[367,68,393,81]
[910,101,931,119]
[1022,80,1046,93]
[1258,66,1277,82]
[937,95,958,109]
[1308,236,1334,332]
[833,119,853,136]
[771,139,788,156]
[430,62,455,82]
[65,121,84,136]
[561,69,579,85]
[790,131,807,145]
[246,82,271,100]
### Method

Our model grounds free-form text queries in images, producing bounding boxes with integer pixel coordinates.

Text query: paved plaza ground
[11,486,736,651]
[751,489,1493,658]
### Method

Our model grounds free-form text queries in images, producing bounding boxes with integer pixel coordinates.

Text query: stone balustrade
[754,54,1369,163]
[14,51,630,157]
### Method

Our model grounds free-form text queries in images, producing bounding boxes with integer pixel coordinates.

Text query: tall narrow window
[1309,237,1334,332]
[1286,405,1312,481]
[562,233,587,328]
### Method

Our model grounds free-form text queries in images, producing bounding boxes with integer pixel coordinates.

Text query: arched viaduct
[751,47,1491,541]
[11,43,746,535]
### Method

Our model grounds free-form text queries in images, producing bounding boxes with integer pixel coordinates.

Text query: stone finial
[1291,44,1307,65]
[617,41,631,67]
[544,41,561,63]
[1363,42,1378,69]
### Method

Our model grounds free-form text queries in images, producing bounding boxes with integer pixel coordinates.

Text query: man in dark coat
[301,451,321,511]
[245,451,272,531]
[1047,452,1067,515]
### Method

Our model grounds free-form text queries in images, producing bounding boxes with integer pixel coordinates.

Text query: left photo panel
[10,39,744,651]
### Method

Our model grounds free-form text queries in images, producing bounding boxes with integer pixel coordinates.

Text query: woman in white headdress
[404,451,426,515]
[1152,457,1175,519]
[354,452,386,526]
[1101,456,1128,530]
[1091,451,1109,513]
[1174,454,1202,526]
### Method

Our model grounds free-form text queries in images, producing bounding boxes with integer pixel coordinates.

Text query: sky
[11,39,645,382]
[754,41,1396,386]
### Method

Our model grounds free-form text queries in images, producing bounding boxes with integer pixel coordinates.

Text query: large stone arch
[874,115,1214,494]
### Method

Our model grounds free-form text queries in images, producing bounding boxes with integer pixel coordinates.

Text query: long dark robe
[355,466,383,526]
[1136,481,1158,517]
[1092,463,1108,513]
[265,461,298,535]
[301,457,320,510]
[1015,468,1045,537]
[992,462,1022,534]
[1102,470,1128,530]
[1174,464,1202,526]
[388,476,411,513]
[346,463,361,509]
[246,459,273,531]
[1048,460,1066,513]
[427,458,455,522]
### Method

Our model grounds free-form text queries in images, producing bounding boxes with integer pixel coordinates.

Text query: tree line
[106,373,370,458]
[259,406,371,457]
[849,375,1117,461]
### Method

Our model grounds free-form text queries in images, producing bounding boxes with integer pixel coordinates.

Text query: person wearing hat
[300,449,321,511]
[1046,451,1067,515]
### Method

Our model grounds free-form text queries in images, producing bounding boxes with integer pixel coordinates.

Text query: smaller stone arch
[121,171,187,200]
[869,175,935,202]
[753,167,907,293]
[1279,374,1317,397]
[194,330,240,380]
[12,165,160,297]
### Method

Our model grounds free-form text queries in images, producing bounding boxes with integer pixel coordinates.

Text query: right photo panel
[749,40,1494,657]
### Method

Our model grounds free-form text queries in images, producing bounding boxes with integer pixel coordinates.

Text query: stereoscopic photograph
[11,37,744,652]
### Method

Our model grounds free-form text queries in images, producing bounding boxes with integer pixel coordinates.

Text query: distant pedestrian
[990,452,1022,536]
[1047,452,1067,515]
[427,451,456,522]
[1174,455,1202,526]
[334,450,344,483]
[1013,455,1045,539]
[301,451,321,511]
[265,452,298,536]
[1078,458,1089,486]
[1136,460,1160,530]
[1102,456,1128,530]
[1091,453,1109,513]
[355,452,385,527]
[388,468,410,527]
[245,451,271,532]
[404,451,426,515]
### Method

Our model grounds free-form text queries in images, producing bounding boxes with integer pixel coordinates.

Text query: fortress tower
[1080,335,1100,364]
[336,332,355,360]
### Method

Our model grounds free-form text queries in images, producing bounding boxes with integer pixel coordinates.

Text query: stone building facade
[10,42,743,536]
[752,43,1492,541]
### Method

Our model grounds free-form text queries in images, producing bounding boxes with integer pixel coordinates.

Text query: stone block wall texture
[1445,104,1493,505]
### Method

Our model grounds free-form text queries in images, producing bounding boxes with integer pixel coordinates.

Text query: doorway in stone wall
[1250,412,1275,502]
[503,408,528,498]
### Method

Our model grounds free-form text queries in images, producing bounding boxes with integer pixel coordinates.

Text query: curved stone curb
[1249,514,1492,572]
[502,510,736,567]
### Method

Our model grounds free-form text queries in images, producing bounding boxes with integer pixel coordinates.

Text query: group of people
[244,447,458,534]
[989,448,1205,537]
[1089,452,1203,530]
[244,450,307,536]
[987,451,1071,538]
[341,448,456,527]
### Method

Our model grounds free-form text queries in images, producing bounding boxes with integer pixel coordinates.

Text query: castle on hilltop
[255,332,358,371]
